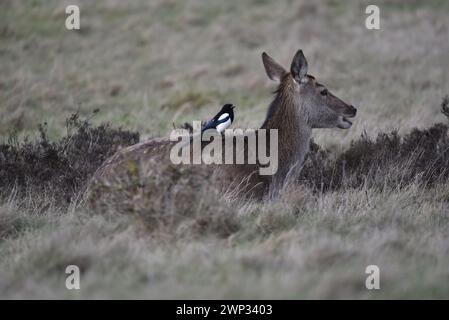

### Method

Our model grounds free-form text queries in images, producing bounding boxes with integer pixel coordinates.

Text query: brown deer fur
[87,49,357,200]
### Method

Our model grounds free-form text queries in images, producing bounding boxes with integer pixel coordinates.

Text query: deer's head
[262,49,357,129]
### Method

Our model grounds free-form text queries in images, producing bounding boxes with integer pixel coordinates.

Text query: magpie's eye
[320,89,328,96]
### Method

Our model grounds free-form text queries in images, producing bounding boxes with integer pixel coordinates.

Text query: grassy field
[1,0,449,299]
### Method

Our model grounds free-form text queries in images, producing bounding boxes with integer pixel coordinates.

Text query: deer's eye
[320,89,328,96]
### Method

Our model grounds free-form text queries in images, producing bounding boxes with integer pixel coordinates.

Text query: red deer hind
[87,49,357,200]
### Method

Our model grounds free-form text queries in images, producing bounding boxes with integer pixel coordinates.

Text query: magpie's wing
[215,115,230,125]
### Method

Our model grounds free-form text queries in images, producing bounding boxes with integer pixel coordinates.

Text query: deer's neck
[261,93,311,180]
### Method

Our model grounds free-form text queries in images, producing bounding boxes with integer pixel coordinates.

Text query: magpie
[202,104,235,133]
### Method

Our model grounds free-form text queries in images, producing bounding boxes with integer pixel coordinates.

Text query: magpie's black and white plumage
[202,104,235,133]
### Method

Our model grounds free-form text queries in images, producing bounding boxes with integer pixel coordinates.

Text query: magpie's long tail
[201,120,215,132]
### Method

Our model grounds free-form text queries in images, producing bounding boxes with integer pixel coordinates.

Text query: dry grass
[1,0,449,299]
[2,183,449,299]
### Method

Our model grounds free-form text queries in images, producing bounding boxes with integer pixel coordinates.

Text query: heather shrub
[0,112,139,207]
[300,97,449,192]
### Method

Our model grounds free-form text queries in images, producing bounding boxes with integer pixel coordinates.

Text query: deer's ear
[262,52,286,82]
[291,49,308,82]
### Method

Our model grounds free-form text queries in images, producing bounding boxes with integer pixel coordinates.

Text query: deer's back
[86,136,269,206]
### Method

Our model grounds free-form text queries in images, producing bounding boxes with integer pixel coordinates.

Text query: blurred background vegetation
[1,0,448,146]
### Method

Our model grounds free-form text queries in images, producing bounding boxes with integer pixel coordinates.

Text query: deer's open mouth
[337,116,352,129]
